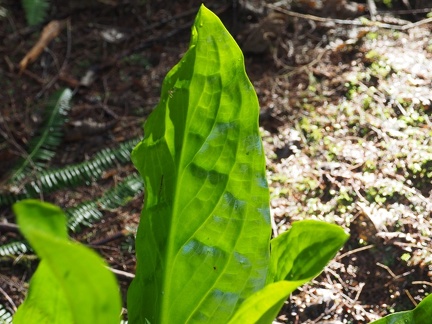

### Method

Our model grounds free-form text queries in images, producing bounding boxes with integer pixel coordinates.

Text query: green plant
[0,137,140,207]
[7,88,72,184]
[0,90,143,256]
[12,200,121,324]
[10,4,431,324]
[0,174,143,259]
[0,240,30,257]
[126,5,347,323]
[10,5,347,323]
[67,172,143,231]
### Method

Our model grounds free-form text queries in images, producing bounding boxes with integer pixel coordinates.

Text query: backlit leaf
[13,199,122,324]
[269,220,349,284]
[127,5,271,323]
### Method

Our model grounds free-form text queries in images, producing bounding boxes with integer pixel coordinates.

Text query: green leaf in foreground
[371,293,432,324]
[128,4,271,323]
[13,199,122,324]
[229,220,348,323]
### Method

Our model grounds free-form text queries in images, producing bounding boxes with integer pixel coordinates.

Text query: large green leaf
[128,5,271,323]
[371,293,432,324]
[268,220,349,284]
[13,199,122,324]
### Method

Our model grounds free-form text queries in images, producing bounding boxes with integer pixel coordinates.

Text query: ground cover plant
[2,0,432,323]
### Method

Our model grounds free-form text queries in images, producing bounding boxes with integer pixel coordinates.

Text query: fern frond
[29,137,140,193]
[22,0,50,26]
[8,88,72,184]
[0,173,142,256]
[98,173,143,210]
[0,193,28,208]
[0,241,31,257]
[0,241,31,256]
[67,172,144,232]
[0,303,13,324]
[0,137,141,207]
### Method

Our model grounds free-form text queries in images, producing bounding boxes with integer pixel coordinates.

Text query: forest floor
[1,0,432,323]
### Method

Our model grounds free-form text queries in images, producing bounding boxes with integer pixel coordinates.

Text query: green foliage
[0,174,143,258]
[67,172,143,231]
[0,241,30,257]
[0,137,140,207]
[127,5,348,323]
[229,221,348,323]
[127,5,272,322]
[21,0,49,26]
[31,137,140,193]
[0,110,141,254]
[371,293,432,323]
[12,200,122,324]
[17,5,425,324]
[8,89,72,184]
[227,281,298,324]
[382,0,393,8]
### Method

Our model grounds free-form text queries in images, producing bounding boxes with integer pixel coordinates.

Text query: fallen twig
[267,3,432,31]
[0,286,16,312]
[107,267,135,279]
[0,223,19,234]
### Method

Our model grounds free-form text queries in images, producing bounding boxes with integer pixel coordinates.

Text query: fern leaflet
[0,241,31,257]
[67,172,144,232]
[8,88,72,184]
[0,137,140,206]
[0,303,13,324]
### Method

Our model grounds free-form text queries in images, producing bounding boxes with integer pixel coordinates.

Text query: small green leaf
[229,221,348,324]
[371,293,432,324]
[13,199,122,324]
[128,4,271,323]
[269,220,349,283]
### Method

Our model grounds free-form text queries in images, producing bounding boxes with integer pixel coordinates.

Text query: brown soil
[1,0,432,323]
